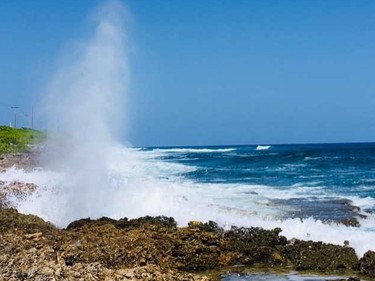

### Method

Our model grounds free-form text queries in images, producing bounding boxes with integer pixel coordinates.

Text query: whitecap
[256,145,271,150]
[151,148,236,153]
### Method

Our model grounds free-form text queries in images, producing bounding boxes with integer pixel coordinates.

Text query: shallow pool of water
[222,272,349,281]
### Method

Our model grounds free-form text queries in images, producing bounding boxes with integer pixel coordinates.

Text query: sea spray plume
[40,0,130,224]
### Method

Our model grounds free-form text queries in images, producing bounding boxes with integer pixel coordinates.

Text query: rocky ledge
[0,209,374,281]
[0,180,37,209]
[0,151,40,171]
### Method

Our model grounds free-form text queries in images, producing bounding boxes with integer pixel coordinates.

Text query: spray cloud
[40,0,129,223]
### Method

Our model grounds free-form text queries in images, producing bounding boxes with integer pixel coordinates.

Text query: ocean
[145,143,375,222]
[137,143,375,255]
[2,142,375,260]
[143,143,375,280]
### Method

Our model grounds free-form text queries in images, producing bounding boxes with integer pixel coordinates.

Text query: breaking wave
[256,145,271,150]
[151,148,236,154]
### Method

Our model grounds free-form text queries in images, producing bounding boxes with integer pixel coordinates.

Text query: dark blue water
[151,143,375,193]
[146,143,375,221]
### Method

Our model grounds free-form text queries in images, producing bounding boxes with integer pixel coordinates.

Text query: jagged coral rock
[282,239,358,271]
[0,209,370,280]
[358,250,375,277]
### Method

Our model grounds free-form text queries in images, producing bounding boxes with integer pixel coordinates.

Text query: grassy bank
[0,126,46,154]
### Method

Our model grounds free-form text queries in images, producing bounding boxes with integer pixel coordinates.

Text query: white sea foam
[304,157,322,161]
[151,148,236,154]
[1,145,375,257]
[256,145,271,150]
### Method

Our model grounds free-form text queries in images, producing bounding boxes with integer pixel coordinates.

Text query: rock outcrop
[0,210,209,281]
[0,151,39,171]
[358,250,375,277]
[0,209,372,280]
[282,239,358,271]
[0,180,37,209]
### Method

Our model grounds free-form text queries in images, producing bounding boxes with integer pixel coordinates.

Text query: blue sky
[1,0,375,146]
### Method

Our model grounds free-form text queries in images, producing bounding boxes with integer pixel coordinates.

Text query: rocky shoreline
[0,152,374,280]
[0,208,374,280]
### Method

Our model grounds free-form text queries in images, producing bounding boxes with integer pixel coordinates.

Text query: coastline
[0,207,374,280]
[0,151,374,280]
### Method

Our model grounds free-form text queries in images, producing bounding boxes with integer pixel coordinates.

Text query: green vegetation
[0,126,46,154]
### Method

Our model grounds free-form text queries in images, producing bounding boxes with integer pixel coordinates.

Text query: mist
[37,0,129,222]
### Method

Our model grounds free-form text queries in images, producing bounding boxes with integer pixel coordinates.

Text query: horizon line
[141,140,375,149]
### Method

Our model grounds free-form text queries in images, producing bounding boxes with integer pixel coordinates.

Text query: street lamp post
[11,106,19,128]
[31,105,34,129]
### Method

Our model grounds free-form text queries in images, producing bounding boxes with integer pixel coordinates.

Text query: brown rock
[358,250,375,277]
[24,232,43,240]
[0,208,372,280]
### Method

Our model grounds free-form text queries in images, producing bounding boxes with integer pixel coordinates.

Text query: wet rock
[0,180,38,209]
[358,250,375,277]
[363,209,373,214]
[282,239,358,272]
[341,218,360,227]
[0,151,40,170]
[218,226,288,267]
[66,216,117,229]
[272,198,365,226]
[188,221,204,228]
[224,226,287,249]
[67,216,178,230]
[326,277,361,281]
[0,208,55,235]
[172,226,222,271]
[188,220,224,233]
[0,209,210,280]
[116,215,178,229]
[243,191,258,195]
[1,208,374,280]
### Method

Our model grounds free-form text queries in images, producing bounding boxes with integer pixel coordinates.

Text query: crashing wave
[256,145,271,151]
[152,148,236,153]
